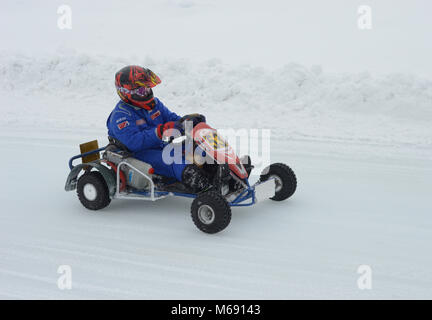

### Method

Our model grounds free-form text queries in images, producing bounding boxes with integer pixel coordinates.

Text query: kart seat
[103,136,134,161]
[107,136,132,153]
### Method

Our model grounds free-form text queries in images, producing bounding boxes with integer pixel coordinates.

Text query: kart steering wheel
[179,113,206,128]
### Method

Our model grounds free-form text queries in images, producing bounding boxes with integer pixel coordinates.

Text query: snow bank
[0,50,431,146]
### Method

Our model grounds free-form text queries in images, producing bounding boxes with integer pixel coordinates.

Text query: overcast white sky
[1,0,431,76]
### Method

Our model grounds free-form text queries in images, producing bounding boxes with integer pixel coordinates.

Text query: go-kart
[65,120,297,234]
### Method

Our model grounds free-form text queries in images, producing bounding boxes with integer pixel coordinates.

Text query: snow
[0,0,432,299]
[1,51,431,147]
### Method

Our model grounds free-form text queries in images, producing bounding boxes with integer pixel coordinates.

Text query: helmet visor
[131,87,154,102]
[134,86,152,97]
[116,86,152,98]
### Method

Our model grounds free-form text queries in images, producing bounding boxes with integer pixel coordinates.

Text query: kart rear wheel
[191,191,231,234]
[77,171,111,210]
[260,163,297,201]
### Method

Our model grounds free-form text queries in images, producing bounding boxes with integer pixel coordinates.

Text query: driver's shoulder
[153,97,168,110]
[112,101,138,119]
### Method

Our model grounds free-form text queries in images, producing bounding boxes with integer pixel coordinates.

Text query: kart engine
[103,150,153,191]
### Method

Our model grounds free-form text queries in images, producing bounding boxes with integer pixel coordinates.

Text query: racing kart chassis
[66,145,275,206]
[65,122,297,234]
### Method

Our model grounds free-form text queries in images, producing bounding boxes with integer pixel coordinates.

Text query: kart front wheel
[191,191,231,234]
[77,171,111,210]
[260,163,297,201]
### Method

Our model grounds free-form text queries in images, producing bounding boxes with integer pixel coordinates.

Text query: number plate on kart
[254,179,276,202]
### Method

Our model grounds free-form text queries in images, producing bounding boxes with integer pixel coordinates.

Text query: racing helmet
[115,65,161,110]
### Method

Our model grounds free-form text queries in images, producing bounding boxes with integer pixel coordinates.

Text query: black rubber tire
[260,163,297,201]
[191,191,232,234]
[77,171,111,210]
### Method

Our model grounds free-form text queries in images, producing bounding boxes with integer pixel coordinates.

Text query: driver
[107,65,209,192]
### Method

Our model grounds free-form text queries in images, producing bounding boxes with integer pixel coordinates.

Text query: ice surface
[0,130,431,299]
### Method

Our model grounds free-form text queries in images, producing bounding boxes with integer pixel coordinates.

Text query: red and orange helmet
[115,65,161,110]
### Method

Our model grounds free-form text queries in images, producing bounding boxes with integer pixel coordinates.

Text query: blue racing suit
[107,99,186,181]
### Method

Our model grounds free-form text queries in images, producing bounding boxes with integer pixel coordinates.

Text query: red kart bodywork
[193,123,248,179]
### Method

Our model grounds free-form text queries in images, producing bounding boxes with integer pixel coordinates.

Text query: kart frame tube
[68,148,257,207]
[69,147,107,170]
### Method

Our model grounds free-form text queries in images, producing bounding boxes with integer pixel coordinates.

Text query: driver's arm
[157,99,181,122]
[110,115,162,152]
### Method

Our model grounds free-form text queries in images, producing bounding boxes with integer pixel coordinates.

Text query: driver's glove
[156,121,184,140]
